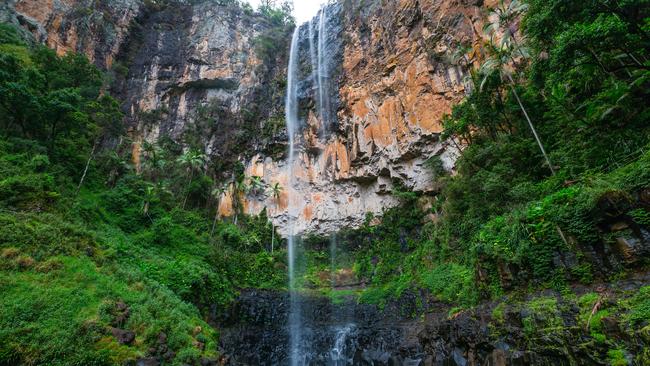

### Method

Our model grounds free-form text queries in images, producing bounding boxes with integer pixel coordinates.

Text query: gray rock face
[220,274,650,366]
[218,289,427,365]
[114,1,289,166]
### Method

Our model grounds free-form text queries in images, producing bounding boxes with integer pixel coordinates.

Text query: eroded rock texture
[4,0,141,68]
[3,0,492,235]
[113,1,289,173]
[241,0,488,235]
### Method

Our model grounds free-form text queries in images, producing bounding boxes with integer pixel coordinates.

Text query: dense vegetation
[315,0,650,310]
[0,23,286,365]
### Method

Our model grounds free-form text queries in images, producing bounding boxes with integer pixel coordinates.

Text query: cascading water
[329,324,356,365]
[317,5,332,130]
[284,4,357,364]
[285,25,302,366]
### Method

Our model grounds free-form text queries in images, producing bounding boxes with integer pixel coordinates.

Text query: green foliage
[0,23,25,45]
[348,0,650,311]
[522,297,563,337]
[252,1,294,64]
[492,302,506,323]
[607,348,629,366]
[625,286,650,327]
[0,24,287,364]
[421,263,476,306]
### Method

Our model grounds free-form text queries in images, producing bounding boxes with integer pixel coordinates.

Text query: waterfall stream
[284,4,355,364]
[329,324,355,365]
[285,25,302,366]
[317,5,332,131]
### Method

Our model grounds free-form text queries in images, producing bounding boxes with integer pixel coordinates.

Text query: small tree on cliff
[249,176,265,196]
[232,177,249,225]
[76,95,124,194]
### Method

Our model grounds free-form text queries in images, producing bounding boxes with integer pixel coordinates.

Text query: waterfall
[309,18,319,89]
[285,4,345,364]
[317,5,331,130]
[329,324,355,365]
[285,25,302,366]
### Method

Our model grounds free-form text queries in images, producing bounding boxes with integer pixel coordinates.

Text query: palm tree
[142,141,166,182]
[445,41,476,93]
[232,178,249,225]
[210,183,228,238]
[249,176,265,196]
[177,150,207,209]
[483,0,528,51]
[268,182,283,201]
[480,0,555,175]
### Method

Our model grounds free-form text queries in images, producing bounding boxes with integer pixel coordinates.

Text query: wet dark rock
[220,275,650,365]
[162,351,175,361]
[200,357,219,366]
[219,289,423,365]
[136,358,160,366]
[111,327,135,345]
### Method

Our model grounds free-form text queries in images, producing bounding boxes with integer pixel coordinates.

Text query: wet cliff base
[218,273,650,366]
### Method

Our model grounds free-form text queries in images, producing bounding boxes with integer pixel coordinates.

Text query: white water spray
[329,324,355,365]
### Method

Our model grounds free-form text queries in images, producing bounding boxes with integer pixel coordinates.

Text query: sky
[245,0,327,24]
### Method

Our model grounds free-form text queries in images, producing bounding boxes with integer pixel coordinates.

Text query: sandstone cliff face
[4,0,142,68]
[240,0,489,235]
[4,0,492,235]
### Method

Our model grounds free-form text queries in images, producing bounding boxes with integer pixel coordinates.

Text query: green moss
[329,289,360,305]
[492,302,506,323]
[607,348,628,366]
[522,297,563,338]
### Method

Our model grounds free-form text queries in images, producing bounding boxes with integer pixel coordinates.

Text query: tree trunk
[211,203,220,238]
[182,170,194,209]
[76,139,99,195]
[506,76,556,175]
[271,223,275,254]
